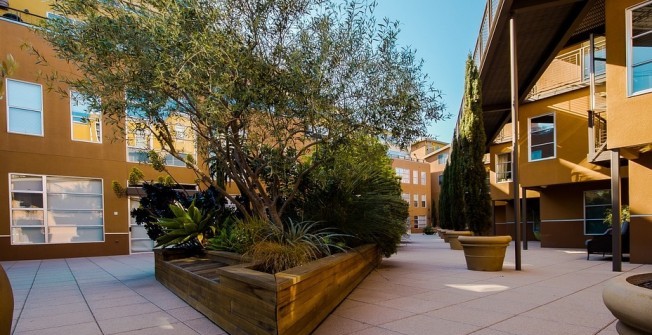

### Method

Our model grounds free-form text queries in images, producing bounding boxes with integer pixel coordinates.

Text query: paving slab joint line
[64,258,106,335]
[10,260,42,334]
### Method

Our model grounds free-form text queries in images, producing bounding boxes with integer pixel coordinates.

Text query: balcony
[526,37,606,102]
[0,6,46,26]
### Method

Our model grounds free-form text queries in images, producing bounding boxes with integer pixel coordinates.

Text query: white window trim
[9,173,105,245]
[528,113,556,162]
[6,78,44,137]
[627,1,652,97]
[413,194,419,207]
[420,171,427,185]
[495,152,513,183]
[583,189,611,236]
[70,90,102,144]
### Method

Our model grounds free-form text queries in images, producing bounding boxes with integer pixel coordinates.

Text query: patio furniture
[586,222,630,260]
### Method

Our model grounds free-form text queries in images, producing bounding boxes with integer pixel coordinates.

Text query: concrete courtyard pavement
[2,235,650,335]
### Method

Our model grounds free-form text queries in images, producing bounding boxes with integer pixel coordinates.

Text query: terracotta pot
[0,264,13,334]
[458,235,512,271]
[603,273,652,334]
[444,231,473,250]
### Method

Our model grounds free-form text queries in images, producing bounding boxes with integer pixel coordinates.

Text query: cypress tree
[447,135,467,231]
[438,162,451,229]
[459,55,492,235]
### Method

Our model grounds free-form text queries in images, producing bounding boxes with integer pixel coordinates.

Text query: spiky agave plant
[154,201,216,248]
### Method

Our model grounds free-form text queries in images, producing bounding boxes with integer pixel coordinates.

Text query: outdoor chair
[585,221,630,260]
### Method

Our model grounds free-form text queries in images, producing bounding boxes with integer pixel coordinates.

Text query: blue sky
[373,0,486,143]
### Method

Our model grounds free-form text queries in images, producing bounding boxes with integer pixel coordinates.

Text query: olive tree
[37,0,445,227]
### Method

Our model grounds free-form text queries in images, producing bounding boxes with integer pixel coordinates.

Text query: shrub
[246,220,346,273]
[298,136,408,257]
[154,201,216,248]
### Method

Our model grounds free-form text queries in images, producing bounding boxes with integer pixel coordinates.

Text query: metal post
[522,186,528,250]
[611,149,621,272]
[510,17,522,271]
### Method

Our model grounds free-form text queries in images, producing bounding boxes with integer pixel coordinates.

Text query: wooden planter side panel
[275,244,381,335]
[154,245,380,335]
[155,251,277,335]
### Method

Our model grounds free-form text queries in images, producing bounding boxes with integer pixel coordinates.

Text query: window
[437,153,448,165]
[529,114,555,161]
[10,174,104,244]
[126,120,193,167]
[582,37,606,81]
[412,170,418,184]
[585,190,611,235]
[628,2,652,95]
[413,215,426,229]
[6,79,43,136]
[71,91,101,143]
[401,193,410,204]
[413,194,419,207]
[420,171,427,185]
[438,174,443,185]
[421,194,426,208]
[395,168,410,183]
[126,121,152,163]
[496,153,512,182]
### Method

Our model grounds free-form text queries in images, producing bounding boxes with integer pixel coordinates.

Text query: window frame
[413,194,419,207]
[495,152,513,183]
[420,171,427,185]
[627,1,652,96]
[528,113,556,162]
[584,189,611,235]
[70,90,102,143]
[9,173,105,245]
[421,194,426,208]
[6,79,44,137]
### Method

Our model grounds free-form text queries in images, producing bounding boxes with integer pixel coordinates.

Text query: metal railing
[527,38,606,101]
[473,0,503,67]
[590,110,608,154]
[0,6,46,26]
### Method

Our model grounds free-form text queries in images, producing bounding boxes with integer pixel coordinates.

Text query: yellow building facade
[0,1,202,260]
[477,0,652,263]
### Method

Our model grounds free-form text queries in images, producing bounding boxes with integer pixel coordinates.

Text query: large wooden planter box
[154,244,381,335]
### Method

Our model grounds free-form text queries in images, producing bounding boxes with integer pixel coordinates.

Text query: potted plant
[455,55,512,271]
[603,273,652,334]
[423,225,436,235]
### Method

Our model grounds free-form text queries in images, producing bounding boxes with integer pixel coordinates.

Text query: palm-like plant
[154,201,216,248]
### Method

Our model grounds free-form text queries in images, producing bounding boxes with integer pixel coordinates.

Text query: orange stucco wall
[606,0,652,149]
[392,159,431,233]
[0,18,203,260]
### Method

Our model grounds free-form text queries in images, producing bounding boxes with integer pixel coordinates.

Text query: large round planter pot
[0,264,13,334]
[603,273,652,335]
[458,235,512,271]
[445,231,473,250]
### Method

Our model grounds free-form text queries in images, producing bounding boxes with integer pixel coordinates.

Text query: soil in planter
[636,280,652,290]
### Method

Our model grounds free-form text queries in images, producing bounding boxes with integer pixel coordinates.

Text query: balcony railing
[0,6,46,26]
[527,38,606,101]
[473,0,503,67]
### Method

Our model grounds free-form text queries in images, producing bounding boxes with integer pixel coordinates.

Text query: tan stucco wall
[606,0,652,149]
[392,159,431,232]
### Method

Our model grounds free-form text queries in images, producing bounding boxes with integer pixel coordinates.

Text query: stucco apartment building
[0,1,205,260]
[475,0,652,263]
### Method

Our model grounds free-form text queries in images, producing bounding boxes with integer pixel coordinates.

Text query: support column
[522,186,528,250]
[611,149,621,272]
[510,17,522,271]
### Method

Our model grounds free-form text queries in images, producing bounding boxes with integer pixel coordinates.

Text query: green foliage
[39,0,445,227]
[459,55,492,235]
[207,217,268,255]
[423,226,435,235]
[604,205,630,226]
[440,136,466,231]
[299,136,408,257]
[111,180,126,198]
[440,56,491,234]
[0,54,16,99]
[128,167,145,186]
[247,220,346,273]
[154,201,216,248]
